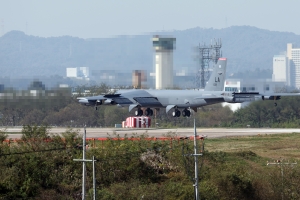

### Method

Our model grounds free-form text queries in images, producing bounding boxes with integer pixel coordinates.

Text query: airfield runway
[5,127,300,139]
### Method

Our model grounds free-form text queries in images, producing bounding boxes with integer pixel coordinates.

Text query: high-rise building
[66,67,89,79]
[66,68,78,78]
[287,43,300,88]
[79,67,89,78]
[272,55,290,85]
[152,36,176,89]
[132,70,147,89]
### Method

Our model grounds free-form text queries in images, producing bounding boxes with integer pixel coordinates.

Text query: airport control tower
[153,36,176,89]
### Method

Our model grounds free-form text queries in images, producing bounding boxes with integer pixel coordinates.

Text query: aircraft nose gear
[135,109,143,116]
[145,108,153,116]
[182,109,191,117]
[274,102,277,106]
[95,106,98,111]
[172,109,181,117]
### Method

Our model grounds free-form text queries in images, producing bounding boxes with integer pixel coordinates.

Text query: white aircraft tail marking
[204,58,227,91]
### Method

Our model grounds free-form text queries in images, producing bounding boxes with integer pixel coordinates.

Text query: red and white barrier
[122,121,126,128]
[125,116,151,128]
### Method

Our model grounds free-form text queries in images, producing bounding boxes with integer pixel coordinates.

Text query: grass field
[205,132,300,161]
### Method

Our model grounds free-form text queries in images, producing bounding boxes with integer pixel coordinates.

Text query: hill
[1,26,300,80]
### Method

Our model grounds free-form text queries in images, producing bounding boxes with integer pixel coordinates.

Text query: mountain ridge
[1,26,300,79]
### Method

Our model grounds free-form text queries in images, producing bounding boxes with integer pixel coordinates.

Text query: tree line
[0,84,300,128]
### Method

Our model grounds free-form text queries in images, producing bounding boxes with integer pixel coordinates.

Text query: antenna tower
[196,38,222,88]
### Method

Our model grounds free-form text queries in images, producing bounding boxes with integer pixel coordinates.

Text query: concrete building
[66,68,78,78]
[287,43,300,89]
[79,67,89,78]
[132,70,147,89]
[152,36,176,89]
[223,79,285,111]
[224,79,284,94]
[271,43,300,89]
[66,67,89,80]
[272,55,290,85]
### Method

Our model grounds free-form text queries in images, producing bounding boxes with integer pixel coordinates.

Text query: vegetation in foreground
[0,126,300,199]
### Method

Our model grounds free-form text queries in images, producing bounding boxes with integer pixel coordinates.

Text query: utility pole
[82,126,86,199]
[73,126,86,200]
[183,119,205,200]
[267,159,297,200]
[92,156,96,200]
[193,119,200,200]
[73,126,97,200]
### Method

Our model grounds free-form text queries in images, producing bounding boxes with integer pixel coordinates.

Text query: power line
[0,137,190,162]
[0,146,69,156]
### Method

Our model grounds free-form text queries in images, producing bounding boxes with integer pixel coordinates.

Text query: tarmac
[5,127,300,139]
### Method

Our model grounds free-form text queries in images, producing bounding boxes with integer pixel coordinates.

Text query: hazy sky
[1,0,299,38]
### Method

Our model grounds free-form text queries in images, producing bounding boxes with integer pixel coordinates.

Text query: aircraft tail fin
[204,58,227,91]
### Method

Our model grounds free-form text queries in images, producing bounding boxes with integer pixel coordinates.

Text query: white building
[272,55,290,85]
[287,43,300,89]
[223,79,285,111]
[153,36,175,89]
[66,68,78,78]
[66,67,89,79]
[79,67,89,78]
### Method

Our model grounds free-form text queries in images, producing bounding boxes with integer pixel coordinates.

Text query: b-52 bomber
[78,58,300,117]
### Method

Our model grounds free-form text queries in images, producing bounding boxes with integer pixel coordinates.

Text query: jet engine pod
[262,96,281,100]
[96,100,102,106]
[223,96,234,103]
[103,99,115,105]
[78,98,91,106]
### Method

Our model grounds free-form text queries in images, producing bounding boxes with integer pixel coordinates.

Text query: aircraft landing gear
[145,108,153,116]
[274,102,277,106]
[172,109,181,117]
[135,108,143,116]
[182,109,191,117]
[95,106,98,111]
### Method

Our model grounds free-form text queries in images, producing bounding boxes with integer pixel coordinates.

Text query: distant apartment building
[66,67,89,80]
[224,79,284,94]
[66,68,78,78]
[273,43,300,89]
[287,43,300,89]
[79,67,89,78]
[272,55,290,84]
[91,69,133,86]
[223,79,285,111]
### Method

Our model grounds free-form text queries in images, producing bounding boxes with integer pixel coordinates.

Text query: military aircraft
[78,57,298,117]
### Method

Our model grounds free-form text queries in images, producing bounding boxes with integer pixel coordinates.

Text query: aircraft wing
[77,94,134,106]
[259,92,300,100]
[260,93,300,97]
[223,92,300,105]
[77,89,163,108]
[194,94,223,99]
[194,94,224,101]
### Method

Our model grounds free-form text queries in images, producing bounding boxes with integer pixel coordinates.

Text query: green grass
[205,133,300,160]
